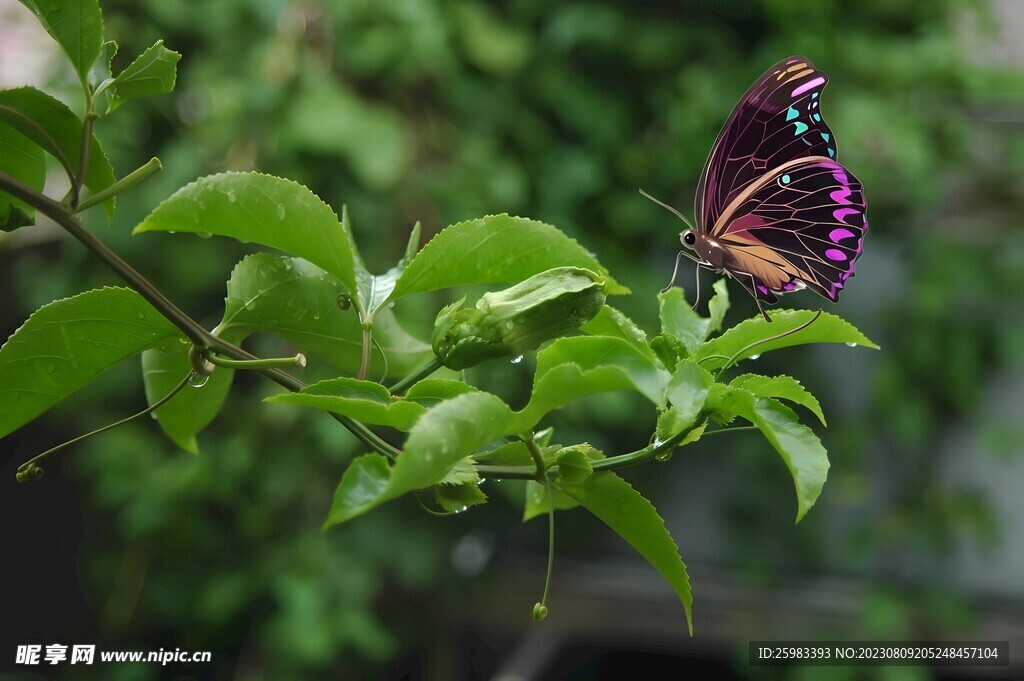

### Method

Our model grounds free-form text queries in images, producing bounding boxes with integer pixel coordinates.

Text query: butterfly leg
[746,272,773,323]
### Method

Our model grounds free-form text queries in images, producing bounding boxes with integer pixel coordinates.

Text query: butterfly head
[681,230,697,248]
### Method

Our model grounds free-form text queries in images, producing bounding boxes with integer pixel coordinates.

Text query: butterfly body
[649,57,868,319]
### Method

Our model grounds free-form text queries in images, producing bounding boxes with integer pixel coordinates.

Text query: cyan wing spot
[812,92,819,99]
[813,113,821,122]
[793,121,809,135]
[786,106,799,121]
[827,147,835,157]
[820,132,830,142]
[781,174,791,184]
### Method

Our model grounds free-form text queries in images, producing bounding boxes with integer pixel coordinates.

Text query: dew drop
[137,311,146,320]
[277,204,286,220]
[244,298,256,311]
[510,355,524,364]
[749,353,761,360]
[845,342,858,347]
[149,412,159,420]
[46,364,55,374]
[188,373,210,388]
[655,450,674,463]
[197,231,213,239]
[227,191,237,203]
[502,321,515,331]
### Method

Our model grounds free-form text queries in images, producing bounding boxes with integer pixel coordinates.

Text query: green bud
[432,267,607,370]
[532,602,549,622]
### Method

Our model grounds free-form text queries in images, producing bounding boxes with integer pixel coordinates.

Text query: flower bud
[432,267,607,370]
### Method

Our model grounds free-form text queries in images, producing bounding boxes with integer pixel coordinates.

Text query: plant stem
[476,414,709,480]
[206,352,306,370]
[74,109,98,207]
[388,356,444,395]
[0,171,399,460]
[76,157,163,212]
[357,325,373,380]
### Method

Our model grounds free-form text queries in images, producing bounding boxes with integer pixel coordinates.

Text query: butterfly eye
[682,231,697,246]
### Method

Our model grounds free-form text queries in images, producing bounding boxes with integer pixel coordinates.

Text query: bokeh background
[2,0,1023,679]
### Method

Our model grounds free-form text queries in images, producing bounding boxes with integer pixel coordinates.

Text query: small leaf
[706,278,730,334]
[0,287,179,439]
[436,482,487,512]
[265,377,426,431]
[695,309,879,372]
[659,287,709,356]
[437,457,480,486]
[391,213,628,300]
[0,87,116,220]
[707,385,829,522]
[553,445,594,484]
[327,454,392,526]
[730,374,826,426]
[656,360,711,441]
[581,305,657,362]
[523,481,579,521]
[135,173,361,314]
[106,40,181,112]
[324,392,512,526]
[142,342,233,453]
[216,254,431,378]
[473,440,532,466]
[561,471,693,633]
[17,0,103,84]
[512,336,670,432]
[404,379,478,406]
[0,121,46,230]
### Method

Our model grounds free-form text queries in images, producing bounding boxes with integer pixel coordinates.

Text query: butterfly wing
[714,156,867,302]
[695,56,837,233]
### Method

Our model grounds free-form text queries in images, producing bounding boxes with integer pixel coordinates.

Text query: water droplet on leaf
[749,353,761,360]
[511,355,524,364]
[845,342,858,347]
[188,373,210,388]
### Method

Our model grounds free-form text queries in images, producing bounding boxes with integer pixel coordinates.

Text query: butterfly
[643,56,868,321]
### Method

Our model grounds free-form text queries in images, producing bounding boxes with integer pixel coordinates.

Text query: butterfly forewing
[714,156,867,302]
[695,56,836,233]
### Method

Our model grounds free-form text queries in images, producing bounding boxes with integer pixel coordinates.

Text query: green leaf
[707,385,829,522]
[523,481,579,521]
[0,287,179,439]
[581,305,657,362]
[404,379,478,406]
[141,342,233,454]
[0,87,116,220]
[17,0,103,84]
[512,336,670,432]
[265,378,426,431]
[328,454,392,525]
[730,374,826,426]
[553,445,594,484]
[436,482,488,512]
[391,214,628,300]
[656,360,711,441]
[560,471,693,633]
[105,40,181,112]
[0,121,46,231]
[695,309,879,372]
[87,39,116,90]
[473,440,532,466]
[658,287,710,356]
[134,173,361,313]
[324,392,512,527]
[706,278,730,334]
[437,457,480,486]
[215,254,431,378]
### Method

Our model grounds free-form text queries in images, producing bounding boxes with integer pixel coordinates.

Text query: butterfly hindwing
[713,156,867,302]
[695,56,836,233]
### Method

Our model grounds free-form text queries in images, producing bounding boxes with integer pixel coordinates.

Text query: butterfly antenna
[639,189,696,231]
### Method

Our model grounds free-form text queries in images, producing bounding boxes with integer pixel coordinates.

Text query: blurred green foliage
[3,0,1023,678]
